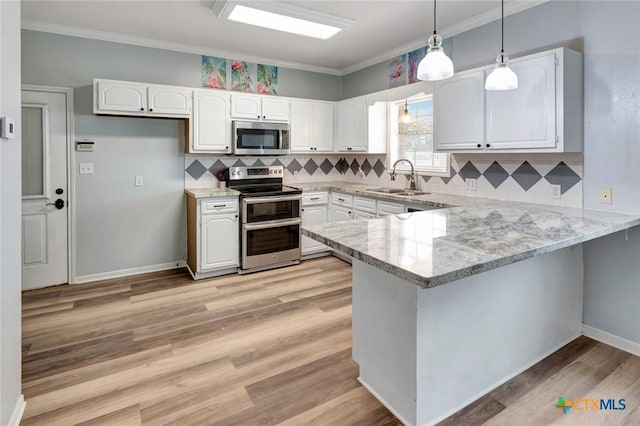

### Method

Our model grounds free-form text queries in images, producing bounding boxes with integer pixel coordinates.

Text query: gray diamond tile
[335,158,349,174]
[304,159,319,175]
[421,175,431,184]
[458,161,482,180]
[511,161,542,191]
[544,162,581,194]
[271,158,284,167]
[319,159,334,175]
[361,159,372,176]
[373,159,386,177]
[186,160,207,180]
[231,159,247,167]
[350,159,360,175]
[208,159,227,178]
[440,166,457,184]
[287,159,302,174]
[252,159,266,166]
[483,161,509,189]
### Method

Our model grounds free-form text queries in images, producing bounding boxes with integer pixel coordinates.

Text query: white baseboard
[358,377,412,426]
[582,324,640,357]
[74,260,186,284]
[8,395,25,426]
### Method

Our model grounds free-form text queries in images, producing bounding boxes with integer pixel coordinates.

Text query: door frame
[22,85,77,284]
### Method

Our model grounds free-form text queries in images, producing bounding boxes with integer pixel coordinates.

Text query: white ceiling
[21,0,547,75]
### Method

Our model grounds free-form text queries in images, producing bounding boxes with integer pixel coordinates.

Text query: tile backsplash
[185,153,583,208]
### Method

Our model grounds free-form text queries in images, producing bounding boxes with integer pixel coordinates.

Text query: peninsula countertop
[300,186,640,288]
[185,188,240,199]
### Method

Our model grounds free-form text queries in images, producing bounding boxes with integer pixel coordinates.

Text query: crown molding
[21,19,345,76]
[340,0,550,76]
[22,0,549,78]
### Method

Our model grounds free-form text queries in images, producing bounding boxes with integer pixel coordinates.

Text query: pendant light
[485,0,518,90]
[417,0,454,81]
[400,99,411,124]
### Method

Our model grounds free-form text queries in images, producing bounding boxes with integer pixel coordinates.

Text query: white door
[434,70,485,151]
[261,97,290,121]
[21,90,69,290]
[337,99,367,152]
[192,91,231,153]
[302,205,327,254]
[314,102,334,152]
[200,213,239,271]
[290,100,313,152]
[147,85,192,116]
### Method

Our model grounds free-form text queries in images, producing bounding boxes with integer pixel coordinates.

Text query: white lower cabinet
[377,200,404,216]
[187,195,239,279]
[354,210,376,219]
[302,205,328,255]
[332,206,353,222]
[200,213,239,270]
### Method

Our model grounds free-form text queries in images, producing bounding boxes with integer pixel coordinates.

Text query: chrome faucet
[390,159,418,190]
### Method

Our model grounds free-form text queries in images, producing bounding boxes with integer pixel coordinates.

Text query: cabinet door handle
[262,115,266,119]
[301,208,305,212]
[140,107,144,111]
[213,204,226,208]
[310,197,320,201]
[486,143,491,148]
[225,146,229,150]
[338,198,345,202]
[477,144,482,148]
[257,115,260,119]
[149,108,154,112]
[348,211,352,215]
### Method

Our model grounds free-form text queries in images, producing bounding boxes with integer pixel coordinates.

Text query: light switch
[79,163,94,175]
[551,185,561,199]
[135,176,144,187]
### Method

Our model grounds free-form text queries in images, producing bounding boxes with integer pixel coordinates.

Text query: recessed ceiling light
[213,1,354,41]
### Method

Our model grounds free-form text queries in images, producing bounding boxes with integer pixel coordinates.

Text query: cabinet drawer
[354,196,377,214]
[377,201,404,216]
[332,192,354,208]
[302,192,328,206]
[201,198,238,214]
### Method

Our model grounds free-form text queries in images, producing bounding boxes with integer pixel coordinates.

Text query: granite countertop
[185,188,240,199]
[299,182,640,288]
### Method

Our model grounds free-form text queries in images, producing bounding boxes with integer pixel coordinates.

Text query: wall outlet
[465,178,477,191]
[600,187,612,204]
[551,184,562,199]
[79,163,94,175]
[135,176,144,187]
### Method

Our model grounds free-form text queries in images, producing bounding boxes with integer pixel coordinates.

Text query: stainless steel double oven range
[228,166,302,273]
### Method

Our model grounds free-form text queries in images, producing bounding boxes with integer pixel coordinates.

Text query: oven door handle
[243,218,302,231]
[243,195,302,205]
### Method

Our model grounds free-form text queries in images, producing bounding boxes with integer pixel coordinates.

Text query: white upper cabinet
[94,79,192,117]
[148,85,192,116]
[434,70,485,151]
[231,94,290,121]
[337,98,367,152]
[290,100,334,152]
[432,47,582,153]
[191,90,231,153]
[96,80,147,114]
[485,48,582,153]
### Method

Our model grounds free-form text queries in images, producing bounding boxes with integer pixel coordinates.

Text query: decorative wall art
[201,56,227,89]
[389,40,453,88]
[257,64,278,95]
[388,54,407,88]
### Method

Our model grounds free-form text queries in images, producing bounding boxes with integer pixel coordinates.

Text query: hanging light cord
[500,0,504,54]
[433,0,437,35]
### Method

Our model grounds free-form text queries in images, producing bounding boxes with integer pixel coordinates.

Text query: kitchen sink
[367,188,429,196]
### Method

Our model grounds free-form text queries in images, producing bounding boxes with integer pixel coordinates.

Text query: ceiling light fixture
[485,0,518,90]
[417,0,454,81]
[212,1,354,41]
[400,100,412,124]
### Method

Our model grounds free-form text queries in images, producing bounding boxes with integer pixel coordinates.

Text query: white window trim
[387,95,450,178]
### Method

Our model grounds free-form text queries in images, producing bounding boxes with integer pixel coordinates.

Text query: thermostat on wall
[0,117,16,139]
[76,140,95,152]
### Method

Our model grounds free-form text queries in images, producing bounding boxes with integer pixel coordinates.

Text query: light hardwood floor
[21,257,640,425]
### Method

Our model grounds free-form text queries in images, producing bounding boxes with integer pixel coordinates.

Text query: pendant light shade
[400,99,411,123]
[417,0,454,81]
[485,0,518,91]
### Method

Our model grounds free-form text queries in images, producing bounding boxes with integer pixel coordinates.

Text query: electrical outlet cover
[600,187,612,204]
[551,185,562,199]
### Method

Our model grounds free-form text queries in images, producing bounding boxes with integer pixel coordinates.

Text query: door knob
[46,199,65,210]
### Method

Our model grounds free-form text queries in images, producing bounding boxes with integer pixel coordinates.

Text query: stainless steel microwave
[232,121,290,156]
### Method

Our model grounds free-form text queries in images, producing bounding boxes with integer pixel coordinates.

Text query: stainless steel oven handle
[243,218,302,231]
[242,195,302,205]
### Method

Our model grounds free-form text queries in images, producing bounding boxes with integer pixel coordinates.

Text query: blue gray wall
[1,1,23,423]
